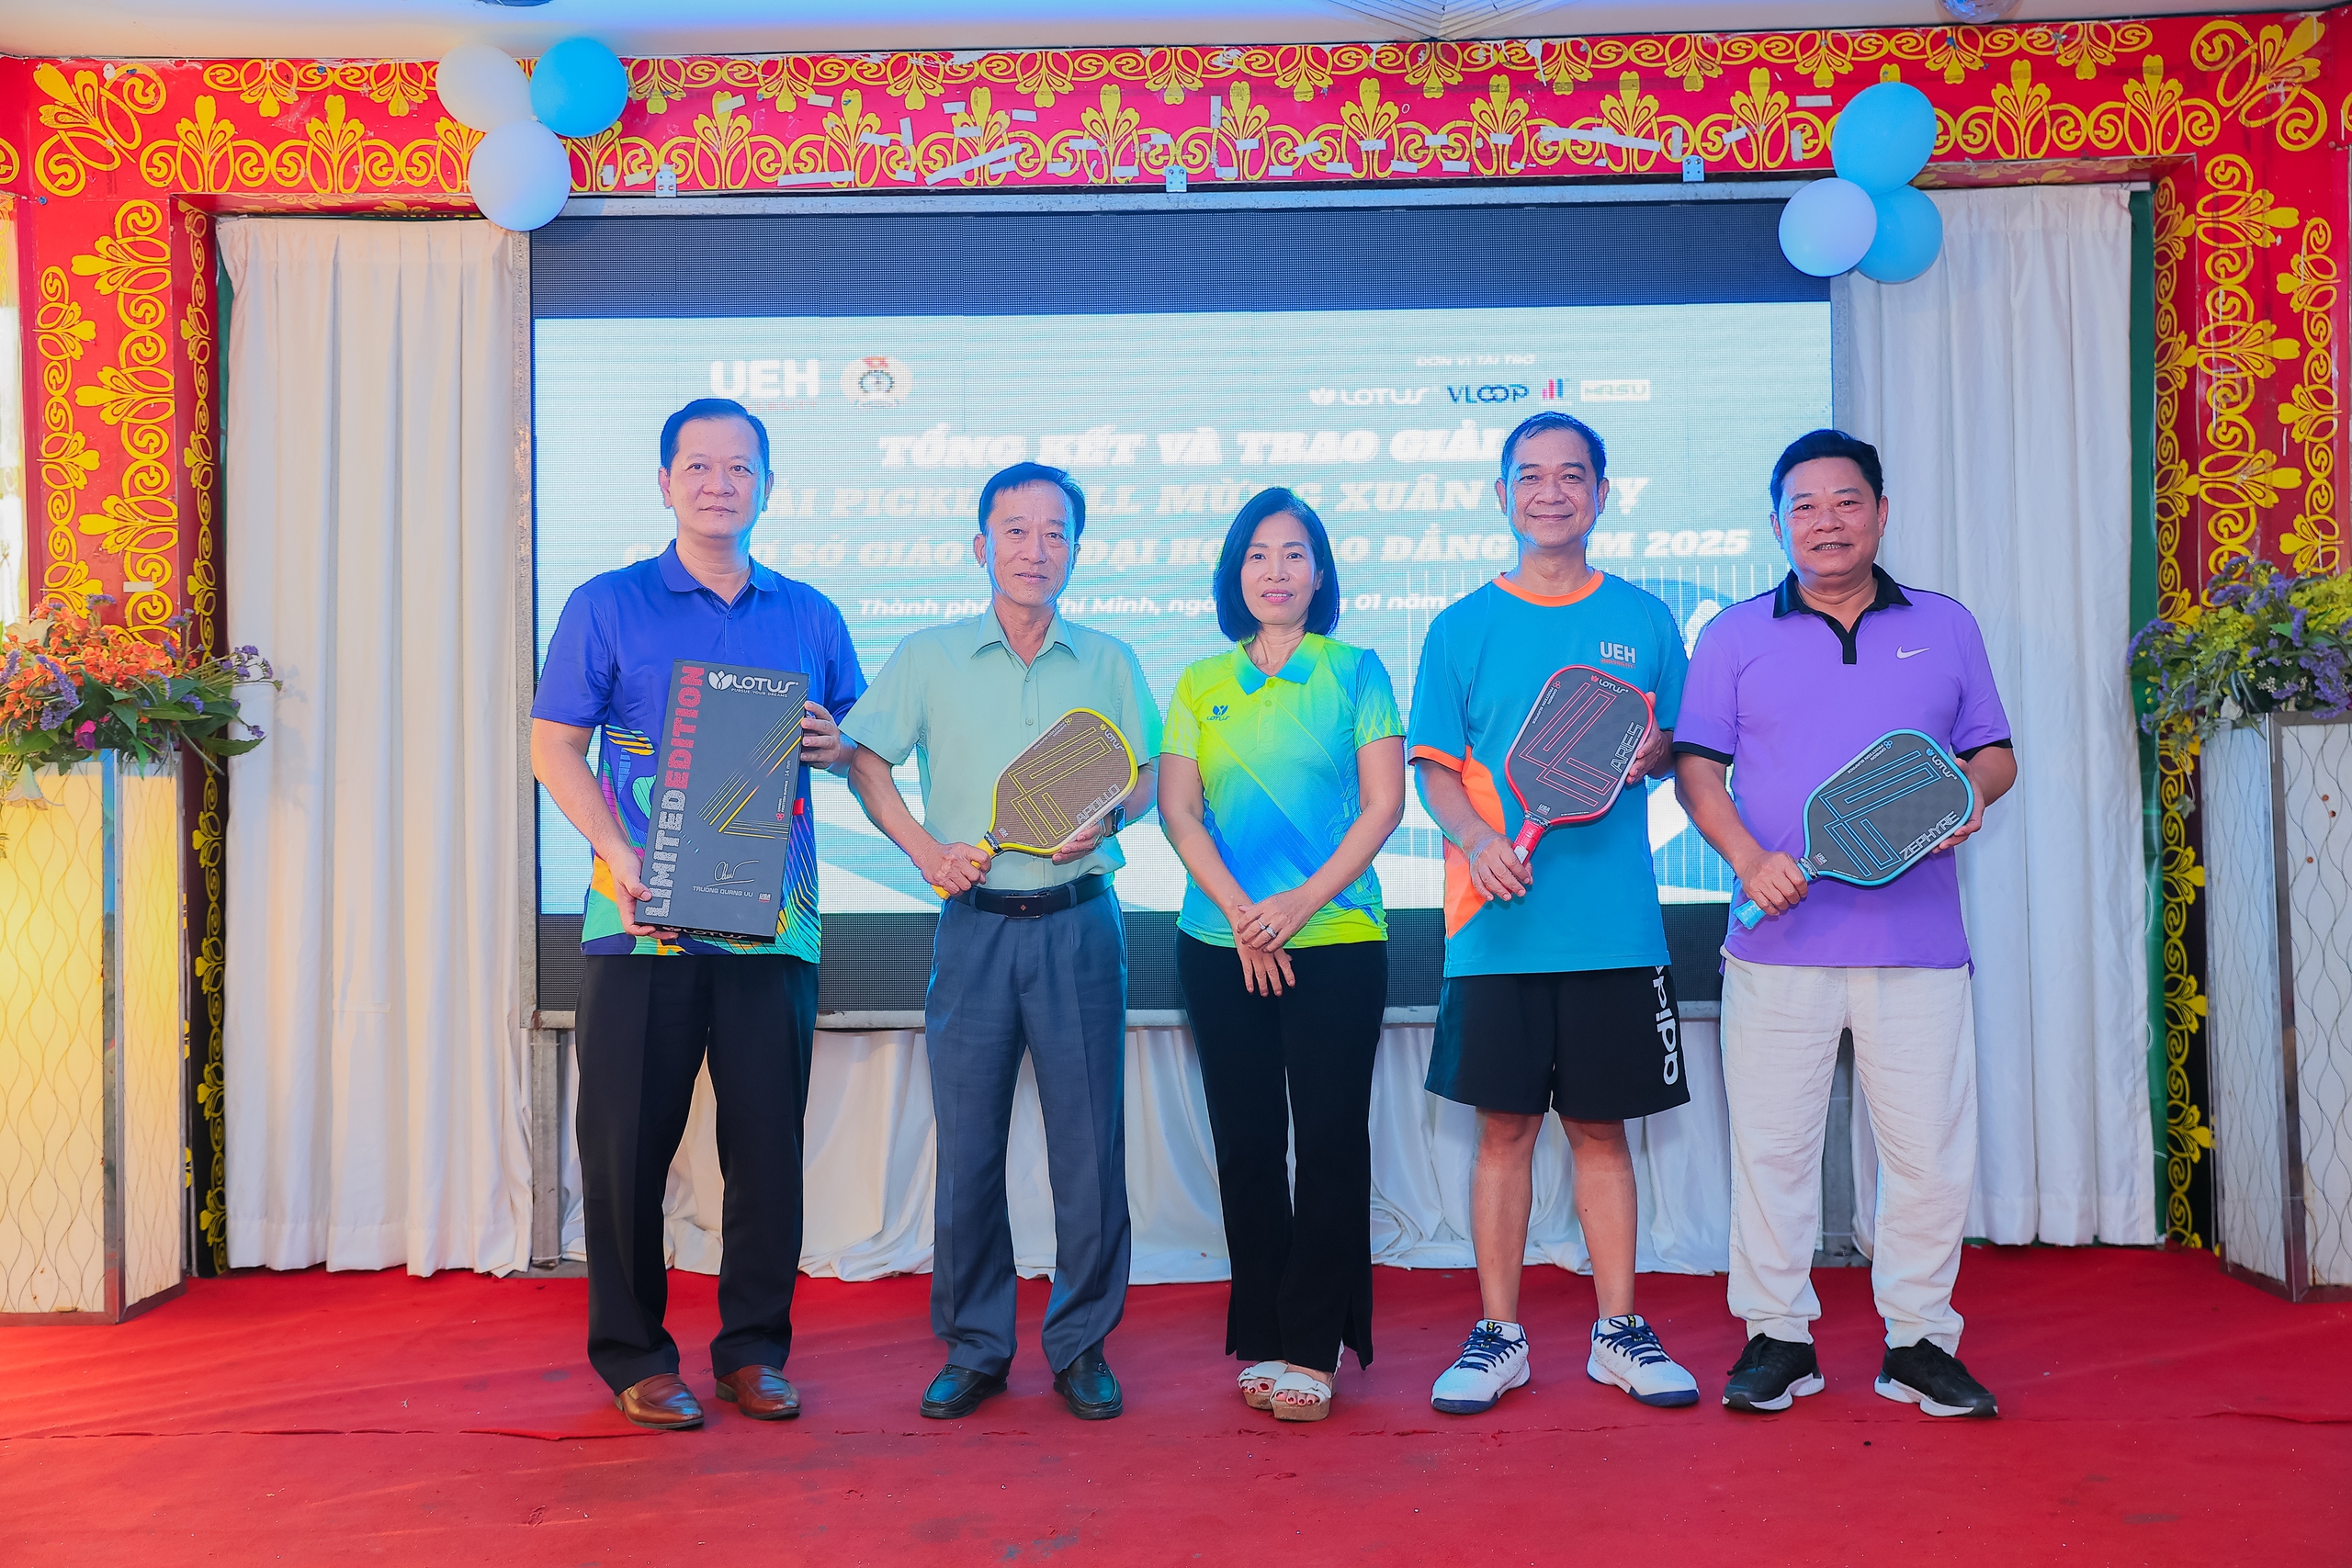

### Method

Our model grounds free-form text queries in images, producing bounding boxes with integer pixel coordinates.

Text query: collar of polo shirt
[965,605,1076,660]
[1232,637,1317,695]
[655,540,783,601]
[1772,564,1911,666]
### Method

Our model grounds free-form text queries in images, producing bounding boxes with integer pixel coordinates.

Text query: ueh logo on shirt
[1208,705,1230,720]
[1598,640,1639,665]
[842,355,912,408]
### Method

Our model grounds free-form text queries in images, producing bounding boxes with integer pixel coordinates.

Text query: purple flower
[74,720,96,750]
[188,694,205,714]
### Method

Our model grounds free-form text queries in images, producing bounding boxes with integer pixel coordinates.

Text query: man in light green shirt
[844,462,1159,1425]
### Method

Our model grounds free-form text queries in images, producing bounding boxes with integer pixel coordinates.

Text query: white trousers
[1721,957,1976,1353]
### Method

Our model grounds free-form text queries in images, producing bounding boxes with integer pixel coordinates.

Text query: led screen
[534,298,1830,914]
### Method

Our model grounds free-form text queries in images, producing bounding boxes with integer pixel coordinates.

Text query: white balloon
[468,119,572,231]
[1778,178,1879,277]
[435,42,533,133]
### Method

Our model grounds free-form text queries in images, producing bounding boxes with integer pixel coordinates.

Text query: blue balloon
[529,38,629,139]
[1831,81,1938,194]
[1857,186,1944,284]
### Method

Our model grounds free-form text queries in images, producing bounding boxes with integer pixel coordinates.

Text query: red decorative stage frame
[5,11,2345,1262]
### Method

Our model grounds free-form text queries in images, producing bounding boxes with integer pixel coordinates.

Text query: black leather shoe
[1052,1342,1123,1420]
[921,1363,1007,1420]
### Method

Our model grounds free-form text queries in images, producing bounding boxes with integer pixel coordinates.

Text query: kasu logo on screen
[842,355,913,408]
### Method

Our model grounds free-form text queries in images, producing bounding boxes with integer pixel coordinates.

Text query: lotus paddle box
[635,659,809,942]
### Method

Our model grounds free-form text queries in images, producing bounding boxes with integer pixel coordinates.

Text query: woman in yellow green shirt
[1159,487,1407,1424]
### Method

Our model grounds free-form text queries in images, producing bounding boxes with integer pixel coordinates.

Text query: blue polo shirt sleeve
[1114,642,1164,763]
[1162,664,1203,761]
[1406,618,1467,770]
[1670,615,1738,764]
[1650,598,1690,729]
[532,583,615,728]
[839,638,925,766]
[1353,649,1405,747]
[1951,606,2013,756]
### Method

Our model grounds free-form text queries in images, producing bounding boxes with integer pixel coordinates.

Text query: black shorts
[1426,965,1691,1121]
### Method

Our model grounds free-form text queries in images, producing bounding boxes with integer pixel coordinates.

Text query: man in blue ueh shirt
[1408,412,1700,1416]
[532,398,865,1432]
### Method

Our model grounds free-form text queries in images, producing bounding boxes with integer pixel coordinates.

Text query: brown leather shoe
[716,1364,801,1420]
[615,1372,705,1430]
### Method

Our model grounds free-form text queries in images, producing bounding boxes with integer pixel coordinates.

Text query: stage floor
[4,1247,2346,1564]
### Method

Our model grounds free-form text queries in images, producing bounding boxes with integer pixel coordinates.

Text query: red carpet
[4,1247,2346,1564]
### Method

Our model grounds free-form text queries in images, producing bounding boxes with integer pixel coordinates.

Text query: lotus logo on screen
[1307,387,1430,406]
[842,355,913,408]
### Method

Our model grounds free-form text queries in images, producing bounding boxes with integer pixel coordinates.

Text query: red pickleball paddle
[1502,664,1657,862]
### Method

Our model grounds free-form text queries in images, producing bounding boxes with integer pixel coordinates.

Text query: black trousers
[574,953,816,1392]
[1176,934,1386,1373]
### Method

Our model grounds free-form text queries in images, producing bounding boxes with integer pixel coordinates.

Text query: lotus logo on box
[1581,379,1651,402]
[706,670,804,697]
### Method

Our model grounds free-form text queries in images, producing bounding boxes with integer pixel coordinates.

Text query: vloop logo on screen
[1447,383,1529,404]
[1307,387,1430,406]
[842,355,914,408]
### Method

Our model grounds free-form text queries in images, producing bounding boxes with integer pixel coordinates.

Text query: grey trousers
[924,891,1131,1377]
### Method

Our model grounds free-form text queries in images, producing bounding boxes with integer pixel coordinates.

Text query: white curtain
[561,1018,1733,1281]
[1838,186,2155,1246]
[220,218,531,1275]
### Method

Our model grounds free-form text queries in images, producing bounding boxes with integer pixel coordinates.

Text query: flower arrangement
[2128,557,2352,737]
[0,594,277,798]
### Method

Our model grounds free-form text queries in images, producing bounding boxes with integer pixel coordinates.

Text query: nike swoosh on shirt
[1896,647,1928,659]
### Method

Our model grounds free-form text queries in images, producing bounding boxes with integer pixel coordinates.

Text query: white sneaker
[1430,1320,1531,1415]
[1587,1315,1700,1407]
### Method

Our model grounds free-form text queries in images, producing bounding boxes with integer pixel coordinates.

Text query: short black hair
[661,398,771,474]
[977,462,1087,542]
[1212,488,1341,644]
[1770,428,1883,508]
[1498,411,1607,485]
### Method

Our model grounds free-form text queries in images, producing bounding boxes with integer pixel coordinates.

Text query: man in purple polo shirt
[1673,429,2017,1420]
[532,398,865,1431]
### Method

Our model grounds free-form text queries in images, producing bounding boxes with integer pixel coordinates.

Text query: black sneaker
[1875,1342,1997,1418]
[1722,1334,1825,1413]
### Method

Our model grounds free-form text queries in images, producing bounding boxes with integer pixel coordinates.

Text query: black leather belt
[957,873,1109,919]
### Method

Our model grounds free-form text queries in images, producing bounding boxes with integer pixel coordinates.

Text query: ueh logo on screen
[842,355,913,408]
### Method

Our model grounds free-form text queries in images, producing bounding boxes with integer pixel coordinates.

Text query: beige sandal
[1238,1359,1284,1410]
[1269,1369,1333,1423]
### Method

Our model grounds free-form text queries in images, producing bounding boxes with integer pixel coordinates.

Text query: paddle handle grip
[1511,818,1545,863]
[1733,863,1814,928]
[928,837,1000,899]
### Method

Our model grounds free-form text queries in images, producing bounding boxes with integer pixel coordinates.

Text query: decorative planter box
[2202,715,2352,1301]
[0,751,187,1324]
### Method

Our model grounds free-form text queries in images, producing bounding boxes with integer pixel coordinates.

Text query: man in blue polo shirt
[532,397,865,1431]
[1410,412,1700,1416]
[1674,428,2017,1420]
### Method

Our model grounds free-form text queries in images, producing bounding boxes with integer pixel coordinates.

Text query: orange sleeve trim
[1492,570,1607,608]
[1409,744,1465,772]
